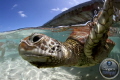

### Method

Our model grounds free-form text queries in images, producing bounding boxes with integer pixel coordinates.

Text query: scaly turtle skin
[19,0,115,68]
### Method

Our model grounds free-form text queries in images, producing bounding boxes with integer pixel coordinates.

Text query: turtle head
[19,33,69,68]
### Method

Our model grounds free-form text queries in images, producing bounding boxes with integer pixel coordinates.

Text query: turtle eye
[31,35,42,43]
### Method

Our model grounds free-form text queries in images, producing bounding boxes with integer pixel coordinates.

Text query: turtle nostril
[32,36,40,42]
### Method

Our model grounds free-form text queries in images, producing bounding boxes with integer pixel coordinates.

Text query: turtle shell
[67,26,91,45]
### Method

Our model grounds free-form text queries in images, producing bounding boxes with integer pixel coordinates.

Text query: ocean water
[0,28,120,80]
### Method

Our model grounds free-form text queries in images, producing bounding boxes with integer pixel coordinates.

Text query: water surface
[0,27,120,80]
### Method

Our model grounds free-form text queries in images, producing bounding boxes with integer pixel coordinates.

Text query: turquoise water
[0,28,120,80]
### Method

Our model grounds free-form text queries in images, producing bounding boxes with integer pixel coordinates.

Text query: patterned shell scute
[68,26,90,44]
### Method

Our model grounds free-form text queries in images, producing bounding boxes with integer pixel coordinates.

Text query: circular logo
[99,58,119,79]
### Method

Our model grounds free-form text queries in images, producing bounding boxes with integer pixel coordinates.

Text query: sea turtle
[19,0,116,68]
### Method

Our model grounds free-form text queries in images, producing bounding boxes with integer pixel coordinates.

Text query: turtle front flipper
[92,39,115,63]
[84,0,114,58]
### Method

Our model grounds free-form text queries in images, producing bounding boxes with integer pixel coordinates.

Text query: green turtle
[18,0,115,68]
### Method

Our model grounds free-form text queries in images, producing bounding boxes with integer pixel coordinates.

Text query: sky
[0,0,90,32]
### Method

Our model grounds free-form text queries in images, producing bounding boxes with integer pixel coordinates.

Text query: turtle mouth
[22,52,43,57]
[19,51,64,68]
[19,51,50,62]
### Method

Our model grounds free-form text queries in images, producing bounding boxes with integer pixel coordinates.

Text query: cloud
[61,8,68,12]
[68,0,80,5]
[51,7,68,12]
[11,4,18,9]
[68,2,74,5]
[51,8,60,11]
[18,11,27,17]
[73,0,79,5]
[69,0,90,5]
